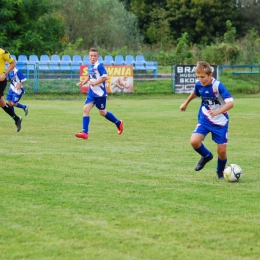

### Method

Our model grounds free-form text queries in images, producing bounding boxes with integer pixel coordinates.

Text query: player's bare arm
[16,82,22,90]
[180,92,197,111]
[0,61,16,81]
[76,76,90,87]
[88,76,108,86]
[208,101,234,117]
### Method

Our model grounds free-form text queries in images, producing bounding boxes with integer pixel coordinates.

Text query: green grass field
[1,96,260,260]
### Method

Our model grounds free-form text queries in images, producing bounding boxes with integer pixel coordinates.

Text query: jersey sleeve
[193,82,201,97]
[98,63,108,78]
[17,70,27,82]
[3,51,15,64]
[218,82,233,103]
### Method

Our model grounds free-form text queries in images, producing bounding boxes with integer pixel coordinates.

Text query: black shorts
[0,79,7,97]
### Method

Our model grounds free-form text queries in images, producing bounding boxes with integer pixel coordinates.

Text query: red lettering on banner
[106,67,132,76]
[82,67,88,75]
[79,65,134,93]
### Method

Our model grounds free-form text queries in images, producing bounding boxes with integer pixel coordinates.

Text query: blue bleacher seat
[83,55,91,65]
[62,55,72,62]
[145,61,157,70]
[29,55,39,63]
[38,61,49,71]
[71,61,81,71]
[98,56,104,63]
[136,55,146,64]
[60,61,73,78]
[103,55,114,65]
[27,62,37,71]
[40,55,50,62]
[16,61,29,78]
[60,61,71,71]
[11,54,17,61]
[51,54,61,62]
[72,55,83,64]
[146,61,158,78]
[49,61,60,71]
[114,55,125,65]
[18,54,28,63]
[17,55,28,78]
[134,61,146,70]
[125,55,135,66]
[28,55,39,70]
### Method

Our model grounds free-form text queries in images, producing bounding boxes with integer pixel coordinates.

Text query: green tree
[0,0,65,55]
[146,8,173,47]
[60,0,142,50]
[236,0,260,36]
[130,0,168,44]
[224,20,236,44]
[166,0,241,44]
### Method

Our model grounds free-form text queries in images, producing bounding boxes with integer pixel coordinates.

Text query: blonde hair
[89,47,98,54]
[195,61,212,75]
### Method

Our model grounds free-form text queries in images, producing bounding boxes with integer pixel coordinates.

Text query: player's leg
[215,144,227,179]
[191,124,213,171]
[96,97,123,135]
[0,81,22,132]
[75,95,94,139]
[14,90,28,116]
[212,125,229,179]
[6,88,15,112]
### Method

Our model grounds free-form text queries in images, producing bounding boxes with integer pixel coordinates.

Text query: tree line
[0,0,260,65]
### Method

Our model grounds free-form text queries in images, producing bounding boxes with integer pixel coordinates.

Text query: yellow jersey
[0,48,15,74]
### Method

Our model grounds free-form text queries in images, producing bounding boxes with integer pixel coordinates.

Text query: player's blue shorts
[193,121,229,144]
[6,88,25,104]
[85,91,107,110]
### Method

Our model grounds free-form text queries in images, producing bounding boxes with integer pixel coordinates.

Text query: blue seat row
[13,54,152,65]
[10,54,158,77]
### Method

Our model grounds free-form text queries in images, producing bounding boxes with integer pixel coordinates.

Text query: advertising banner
[79,65,134,94]
[174,65,218,93]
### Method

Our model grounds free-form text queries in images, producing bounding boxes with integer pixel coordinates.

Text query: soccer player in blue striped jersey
[180,61,234,179]
[75,48,123,139]
[6,67,29,116]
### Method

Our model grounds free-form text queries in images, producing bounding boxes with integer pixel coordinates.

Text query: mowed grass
[1,97,260,260]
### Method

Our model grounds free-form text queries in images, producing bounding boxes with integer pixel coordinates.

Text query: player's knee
[99,110,106,116]
[190,138,200,148]
[217,146,227,159]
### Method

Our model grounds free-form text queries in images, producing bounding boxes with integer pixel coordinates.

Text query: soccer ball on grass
[223,164,242,182]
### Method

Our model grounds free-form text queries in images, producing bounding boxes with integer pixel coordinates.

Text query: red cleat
[117,120,124,135]
[75,132,89,139]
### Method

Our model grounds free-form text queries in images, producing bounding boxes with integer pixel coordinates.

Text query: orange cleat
[75,132,89,139]
[117,120,124,135]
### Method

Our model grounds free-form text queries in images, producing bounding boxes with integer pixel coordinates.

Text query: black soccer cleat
[216,171,224,179]
[24,106,29,116]
[15,116,22,132]
[194,153,213,171]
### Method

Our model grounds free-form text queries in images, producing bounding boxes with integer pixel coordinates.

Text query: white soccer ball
[224,164,242,182]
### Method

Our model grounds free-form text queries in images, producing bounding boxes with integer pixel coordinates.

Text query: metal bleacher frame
[218,65,260,78]
[217,65,260,92]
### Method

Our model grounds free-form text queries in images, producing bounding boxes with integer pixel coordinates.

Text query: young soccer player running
[180,61,234,179]
[75,47,123,139]
[0,48,22,132]
[6,67,29,116]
